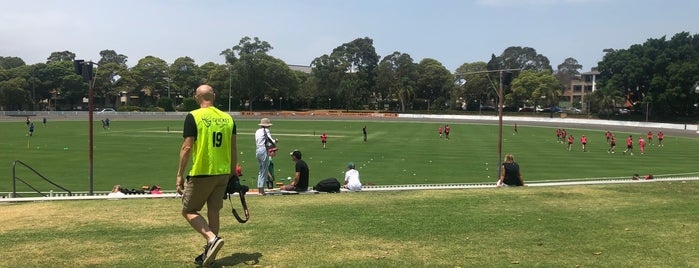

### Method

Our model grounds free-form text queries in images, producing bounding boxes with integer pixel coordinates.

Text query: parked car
[568,107,582,114]
[541,106,563,113]
[502,106,518,112]
[518,107,535,112]
[97,108,116,114]
[617,108,631,115]
[479,105,496,111]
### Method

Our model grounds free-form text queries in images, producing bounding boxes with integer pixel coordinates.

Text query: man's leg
[183,211,217,241]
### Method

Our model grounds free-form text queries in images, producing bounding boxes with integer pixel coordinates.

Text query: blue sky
[1,0,697,72]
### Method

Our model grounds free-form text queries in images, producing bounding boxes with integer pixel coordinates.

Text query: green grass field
[1,182,697,267]
[2,118,698,194]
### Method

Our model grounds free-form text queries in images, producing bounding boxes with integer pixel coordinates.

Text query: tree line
[1,32,697,120]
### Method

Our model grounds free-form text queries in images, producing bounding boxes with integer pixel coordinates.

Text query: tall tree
[488,46,552,72]
[46,51,76,63]
[416,58,452,110]
[508,70,563,108]
[221,37,295,110]
[454,61,493,110]
[598,31,699,118]
[169,57,200,98]
[130,56,169,106]
[554,57,582,89]
[377,52,417,112]
[0,56,26,69]
[331,37,379,109]
[0,77,31,110]
[97,50,128,67]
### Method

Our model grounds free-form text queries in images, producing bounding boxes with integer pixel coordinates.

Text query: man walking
[176,85,236,266]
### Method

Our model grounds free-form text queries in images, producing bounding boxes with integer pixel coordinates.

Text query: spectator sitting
[281,150,309,191]
[149,185,163,194]
[108,185,126,197]
[344,162,362,191]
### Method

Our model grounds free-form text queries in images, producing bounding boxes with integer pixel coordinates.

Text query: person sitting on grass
[496,153,526,187]
[281,150,309,191]
[149,185,162,194]
[108,184,126,197]
[344,162,362,191]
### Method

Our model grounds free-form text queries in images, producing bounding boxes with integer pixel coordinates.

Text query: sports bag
[314,178,341,193]
[264,129,276,151]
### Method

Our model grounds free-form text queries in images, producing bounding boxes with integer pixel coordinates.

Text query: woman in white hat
[255,118,277,195]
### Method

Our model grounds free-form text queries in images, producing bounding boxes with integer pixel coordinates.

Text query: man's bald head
[195,85,215,103]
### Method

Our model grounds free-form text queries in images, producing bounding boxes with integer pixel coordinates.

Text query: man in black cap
[281,150,309,191]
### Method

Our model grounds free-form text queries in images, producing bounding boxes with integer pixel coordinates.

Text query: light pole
[74,60,98,195]
[228,65,232,112]
[456,68,520,180]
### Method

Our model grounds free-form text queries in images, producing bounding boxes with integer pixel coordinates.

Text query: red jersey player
[320,133,327,149]
[444,124,451,140]
[657,131,664,147]
[581,135,588,152]
[608,134,616,153]
[567,134,574,151]
[623,135,634,155]
[647,131,653,145]
[639,136,646,154]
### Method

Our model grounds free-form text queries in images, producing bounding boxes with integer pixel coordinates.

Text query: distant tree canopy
[597,31,699,117]
[1,32,698,122]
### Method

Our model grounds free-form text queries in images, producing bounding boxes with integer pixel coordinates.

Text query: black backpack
[314,178,341,193]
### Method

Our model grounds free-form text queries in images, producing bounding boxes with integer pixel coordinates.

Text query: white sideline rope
[1,177,697,202]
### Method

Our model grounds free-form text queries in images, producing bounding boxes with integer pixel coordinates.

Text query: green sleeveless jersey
[188,107,234,176]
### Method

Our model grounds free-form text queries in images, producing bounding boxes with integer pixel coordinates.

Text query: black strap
[228,192,249,223]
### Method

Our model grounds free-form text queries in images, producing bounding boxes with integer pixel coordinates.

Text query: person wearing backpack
[255,118,277,195]
[344,162,362,191]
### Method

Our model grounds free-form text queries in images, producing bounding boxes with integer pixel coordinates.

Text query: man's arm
[292,171,300,186]
[176,137,195,194]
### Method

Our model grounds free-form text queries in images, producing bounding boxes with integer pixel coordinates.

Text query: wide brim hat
[258,118,272,127]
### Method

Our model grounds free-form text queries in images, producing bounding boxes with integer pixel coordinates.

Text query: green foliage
[0,56,26,69]
[181,98,198,111]
[509,70,563,108]
[555,57,582,86]
[45,50,76,63]
[157,97,174,111]
[377,52,418,112]
[454,61,493,109]
[488,46,553,72]
[416,58,453,108]
[221,36,296,111]
[117,105,142,112]
[0,77,31,110]
[598,32,699,118]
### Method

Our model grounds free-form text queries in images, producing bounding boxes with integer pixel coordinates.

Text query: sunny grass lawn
[0,181,697,267]
[1,119,698,193]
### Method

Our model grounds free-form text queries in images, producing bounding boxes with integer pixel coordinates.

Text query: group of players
[555,128,664,155]
[437,124,451,139]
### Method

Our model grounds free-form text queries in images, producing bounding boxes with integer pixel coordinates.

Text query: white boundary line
[2,177,697,202]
